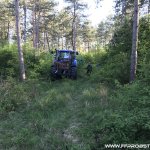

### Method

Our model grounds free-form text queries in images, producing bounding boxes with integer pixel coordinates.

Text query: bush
[79,81,150,149]
[0,44,53,80]
[88,52,130,84]
[35,52,53,79]
[101,81,150,144]
[0,78,41,113]
[0,45,19,78]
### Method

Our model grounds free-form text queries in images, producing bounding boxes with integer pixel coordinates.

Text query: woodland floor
[0,78,110,150]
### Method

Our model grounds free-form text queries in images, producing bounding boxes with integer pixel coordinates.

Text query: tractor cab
[57,51,70,60]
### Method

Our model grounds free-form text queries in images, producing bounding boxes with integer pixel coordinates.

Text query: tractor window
[58,52,70,59]
[64,53,70,58]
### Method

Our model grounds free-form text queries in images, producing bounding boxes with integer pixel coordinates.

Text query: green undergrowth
[0,78,150,149]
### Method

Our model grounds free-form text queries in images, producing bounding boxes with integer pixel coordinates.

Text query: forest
[0,0,150,149]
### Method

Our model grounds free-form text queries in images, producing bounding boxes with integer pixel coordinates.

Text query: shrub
[36,52,53,79]
[0,78,41,113]
[89,52,130,84]
[0,46,19,79]
[99,81,150,145]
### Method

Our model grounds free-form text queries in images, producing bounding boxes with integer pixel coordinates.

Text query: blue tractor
[50,49,78,80]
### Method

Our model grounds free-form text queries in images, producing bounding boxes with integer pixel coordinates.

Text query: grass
[0,78,150,150]
[0,78,108,150]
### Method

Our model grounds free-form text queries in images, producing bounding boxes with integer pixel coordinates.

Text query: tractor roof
[56,50,76,53]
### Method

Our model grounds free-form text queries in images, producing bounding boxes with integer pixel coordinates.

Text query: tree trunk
[32,1,39,50]
[7,21,10,44]
[32,4,36,48]
[34,11,37,48]
[35,0,40,50]
[43,31,46,50]
[4,14,6,42]
[23,1,27,44]
[57,37,60,48]
[72,20,76,51]
[122,0,127,22]
[15,0,26,81]
[87,41,90,51]
[61,36,64,49]
[148,0,150,14]
[130,0,139,82]
[72,1,76,51]
[46,32,50,52]
[35,11,40,49]
[65,36,68,49]
[43,13,46,50]
[148,0,150,22]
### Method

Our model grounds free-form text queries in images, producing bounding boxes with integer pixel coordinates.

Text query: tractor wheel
[50,66,57,81]
[70,67,77,80]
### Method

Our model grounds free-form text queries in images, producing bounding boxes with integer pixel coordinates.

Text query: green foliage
[93,52,130,84]
[24,51,53,79]
[138,15,150,82]
[140,61,150,82]
[0,77,150,149]
[0,44,53,80]
[99,81,150,145]
[88,15,150,84]
[35,52,53,79]
[0,45,19,78]
[92,49,108,65]
[108,19,132,55]
[97,15,114,46]
[79,48,129,84]
[0,78,41,113]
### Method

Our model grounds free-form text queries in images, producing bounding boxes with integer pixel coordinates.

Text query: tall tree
[64,0,87,51]
[23,0,27,44]
[15,0,26,81]
[130,0,139,82]
[28,0,56,50]
[0,1,15,45]
[81,21,95,51]
[114,0,134,22]
[97,16,114,47]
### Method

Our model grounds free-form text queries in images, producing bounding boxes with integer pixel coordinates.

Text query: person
[86,62,92,76]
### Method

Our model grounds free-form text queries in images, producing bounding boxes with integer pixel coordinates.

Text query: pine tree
[130,0,139,82]
[15,0,26,81]
[64,0,87,51]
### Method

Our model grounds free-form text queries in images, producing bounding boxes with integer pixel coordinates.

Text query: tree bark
[43,31,46,50]
[7,21,10,44]
[130,0,139,82]
[23,1,27,44]
[72,19,76,51]
[46,32,50,51]
[57,37,60,48]
[148,0,150,14]
[35,11,40,49]
[15,0,26,81]
[32,4,36,48]
[148,0,150,22]
[34,0,40,50]
[122,0,127,22]
[72,1,76,51]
